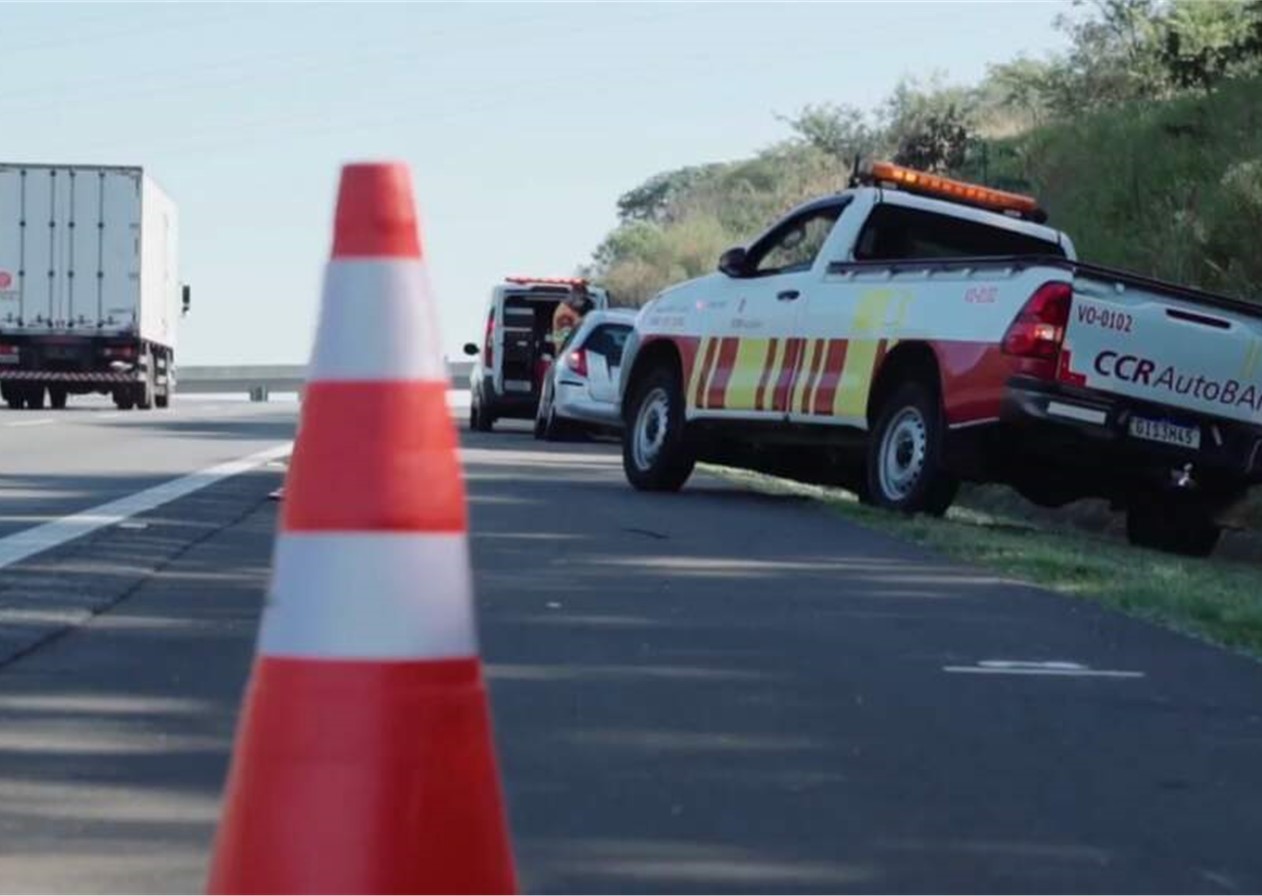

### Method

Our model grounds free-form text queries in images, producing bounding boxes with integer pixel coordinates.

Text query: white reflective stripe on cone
[309,260,447,383]
[259,532,477,660]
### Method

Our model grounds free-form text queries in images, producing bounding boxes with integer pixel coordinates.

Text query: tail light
[566,348,588,377]
[1002,281,1072,378]
[102,345,137,360]
[483,310,495,368]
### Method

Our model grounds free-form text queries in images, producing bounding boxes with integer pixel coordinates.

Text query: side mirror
[181,284,191,316]
[718,247,749,278]
[462,342,480,357]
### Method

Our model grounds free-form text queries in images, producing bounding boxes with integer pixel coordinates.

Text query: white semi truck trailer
[0,163,188,410]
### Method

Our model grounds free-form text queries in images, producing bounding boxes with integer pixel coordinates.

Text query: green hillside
[586,0,1262,307]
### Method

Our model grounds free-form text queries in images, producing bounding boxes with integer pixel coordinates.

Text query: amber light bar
[859,160,1044,220]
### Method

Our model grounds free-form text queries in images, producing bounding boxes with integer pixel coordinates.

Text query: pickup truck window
[853,204,1064,262]
[747,203,847,276]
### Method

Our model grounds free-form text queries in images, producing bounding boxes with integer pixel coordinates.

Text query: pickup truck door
[783,191,897,427]
[693,199,849,418]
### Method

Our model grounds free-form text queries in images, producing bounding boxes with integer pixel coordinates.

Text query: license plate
[1128,415,1201,450]
[504,379,532,393]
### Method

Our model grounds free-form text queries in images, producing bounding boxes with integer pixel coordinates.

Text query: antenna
[847,153,862,189]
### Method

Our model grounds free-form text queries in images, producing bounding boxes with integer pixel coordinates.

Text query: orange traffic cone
[207,163,517,895]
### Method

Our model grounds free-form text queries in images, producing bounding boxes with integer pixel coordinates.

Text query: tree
[881,77,979,173]
[1159,0,1262,92]
[777,103,883,162]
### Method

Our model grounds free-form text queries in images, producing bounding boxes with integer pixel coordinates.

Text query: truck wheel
[48,388,67,410]
[866,380,959,516]
[136,358,155,410]
[26,386,45,411]
[622,363,695,492]
[115,389,135,411]
[1125,495,1221,557]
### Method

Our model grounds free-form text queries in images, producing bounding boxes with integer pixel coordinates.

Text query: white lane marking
[0,442,293,570]
[6,418,54,428]
[944,660,1144,679]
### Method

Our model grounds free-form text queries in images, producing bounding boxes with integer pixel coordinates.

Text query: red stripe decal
[283,381,466,532]
[693,339,720,408]
[754,338,779,411]
[799,339,826,414]
[772,338,805,413]
[812,339,850,415]
[706,338,741,410]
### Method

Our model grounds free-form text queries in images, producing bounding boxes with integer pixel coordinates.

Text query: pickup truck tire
[623,364,695,492]
[470,388,493,433]
[1125,495,1221,557]
[866,380,958,517]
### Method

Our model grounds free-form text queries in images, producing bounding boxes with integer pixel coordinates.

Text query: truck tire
[1125,495,1221,557]
[3,385,18,410]
[154,352,171,408]
[136,356,155,410]
[115,389,135,411]
[866,380,958,516]
[622,363,695,492]
[26,386,45,411]
[48,388,67,410]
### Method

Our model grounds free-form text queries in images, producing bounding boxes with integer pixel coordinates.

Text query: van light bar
[858,160,1044,220]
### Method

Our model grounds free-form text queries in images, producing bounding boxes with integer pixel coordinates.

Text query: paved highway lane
[0,422,1259,893]
[0,397,297,541]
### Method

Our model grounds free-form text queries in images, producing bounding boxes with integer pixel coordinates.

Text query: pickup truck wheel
[470,389,493,433]
[623,364,695,492]
[866,381,958,516]
[1125,496,1221,557]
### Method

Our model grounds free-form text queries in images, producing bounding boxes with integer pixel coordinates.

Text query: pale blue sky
[3,1,1070,364]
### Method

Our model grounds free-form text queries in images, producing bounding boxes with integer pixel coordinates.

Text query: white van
[463,276,610,431]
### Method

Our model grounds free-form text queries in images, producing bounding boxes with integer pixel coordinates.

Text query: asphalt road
[0,396,295,540]
[0,409,1260,893]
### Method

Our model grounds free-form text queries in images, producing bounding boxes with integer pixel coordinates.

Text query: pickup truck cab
[617,160,1262,556]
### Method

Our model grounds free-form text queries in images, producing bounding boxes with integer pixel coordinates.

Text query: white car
[535,308,638,440]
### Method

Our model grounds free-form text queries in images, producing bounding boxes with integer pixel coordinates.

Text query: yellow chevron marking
[725,337,768,411]
[834,339,880,418]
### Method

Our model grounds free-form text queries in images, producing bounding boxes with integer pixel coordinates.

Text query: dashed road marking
[943,660,1144,679]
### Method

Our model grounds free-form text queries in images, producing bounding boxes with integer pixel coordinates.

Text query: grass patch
[704,464,1262,657]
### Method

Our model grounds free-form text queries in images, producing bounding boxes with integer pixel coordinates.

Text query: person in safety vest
[550,282,594,351]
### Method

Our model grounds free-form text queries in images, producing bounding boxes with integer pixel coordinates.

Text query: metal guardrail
[177,361,475,397]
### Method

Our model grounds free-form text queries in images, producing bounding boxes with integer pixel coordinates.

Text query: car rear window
[854,203,1064,261]
[584,324,632,365]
